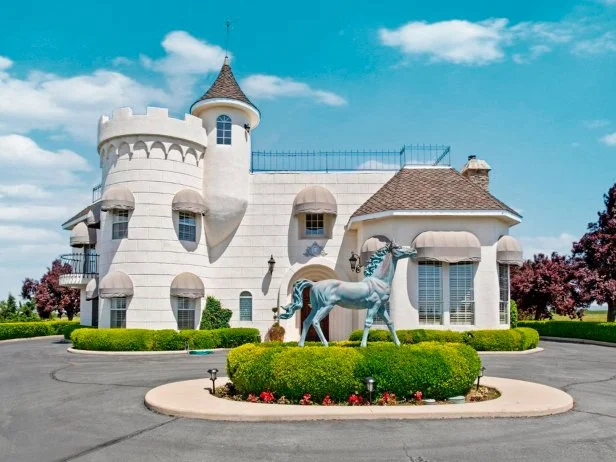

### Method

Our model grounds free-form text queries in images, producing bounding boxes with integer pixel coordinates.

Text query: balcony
[250,145,451,172]
[58,252,99,288]
[92,183,102,202]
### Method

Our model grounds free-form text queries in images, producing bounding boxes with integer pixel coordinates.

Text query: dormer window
[216,115,232,145]
[305,213,324,236]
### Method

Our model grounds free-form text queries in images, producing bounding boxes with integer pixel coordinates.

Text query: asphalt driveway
[0,338,614,462]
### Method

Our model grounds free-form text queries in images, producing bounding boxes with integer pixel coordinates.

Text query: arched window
[239,291,252,321]
[216,115,232,145]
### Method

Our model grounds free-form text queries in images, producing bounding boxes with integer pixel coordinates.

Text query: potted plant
[267,307,285,342]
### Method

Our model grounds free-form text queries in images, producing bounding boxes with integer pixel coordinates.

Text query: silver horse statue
[278,243,416,347]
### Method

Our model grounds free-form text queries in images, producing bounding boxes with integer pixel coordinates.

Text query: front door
[300,286,329,342]
[92,298,99,327]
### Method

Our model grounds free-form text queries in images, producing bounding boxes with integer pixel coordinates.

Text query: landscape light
[207,368,218,394]
[364,376,376,404]
[476,366,486,391]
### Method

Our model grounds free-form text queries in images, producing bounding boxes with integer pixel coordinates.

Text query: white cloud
[583,119,610,128]
[0,205,77,221]
[0,225,62,242]
[600,132,616,146]
[573,32,616,55]
[0,184,50,199]
[0,56,13,71]
[0,134,90,171]
[518,233,576,258]
[598,0,616,5]
[141,30,227,76]
[512,44,552,64]
[241,74,346,106]
[111,56,133,67]
[509,21,576,44]
[379,19,509,65]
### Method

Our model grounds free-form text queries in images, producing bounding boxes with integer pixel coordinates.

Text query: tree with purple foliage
[573,183,616,322]
[21,260,80,320]
[510,252,589,320]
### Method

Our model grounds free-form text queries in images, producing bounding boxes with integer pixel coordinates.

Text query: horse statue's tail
[278,279,313,320]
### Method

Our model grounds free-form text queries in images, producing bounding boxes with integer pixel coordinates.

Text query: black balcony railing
[92,183,102,202]
[60,252,99,276]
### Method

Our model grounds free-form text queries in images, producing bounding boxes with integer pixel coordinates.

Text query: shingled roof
[191,58,258,112]
[351,167,520,218]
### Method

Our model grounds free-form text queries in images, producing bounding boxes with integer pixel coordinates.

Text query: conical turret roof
[190,58,258,113]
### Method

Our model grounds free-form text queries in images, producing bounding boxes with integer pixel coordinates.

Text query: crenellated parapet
[98,107,207,155]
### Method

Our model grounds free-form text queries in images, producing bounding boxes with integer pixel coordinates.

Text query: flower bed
[215,383,499,406]
[517,321,616,344]
[347,327,539,351]
[0,320,80,341]
[71,327,260,351]
[226,342,481,402]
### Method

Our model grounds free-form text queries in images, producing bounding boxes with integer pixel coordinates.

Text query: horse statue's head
[389,242,417,261]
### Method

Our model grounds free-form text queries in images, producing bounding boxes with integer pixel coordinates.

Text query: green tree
[0,294,19,321]
[199,296,232,330]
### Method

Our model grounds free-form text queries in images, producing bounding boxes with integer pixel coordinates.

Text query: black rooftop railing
[250,145,450,172]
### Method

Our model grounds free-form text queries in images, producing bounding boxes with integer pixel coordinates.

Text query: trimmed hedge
[63,324,93,339]
[0,321,80,341]
[348,327,537,351]
[70,327,261,351]
[518,321,616,344]
[227,342,481,401]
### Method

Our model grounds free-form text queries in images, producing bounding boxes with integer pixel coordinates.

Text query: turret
[190,58,260,249]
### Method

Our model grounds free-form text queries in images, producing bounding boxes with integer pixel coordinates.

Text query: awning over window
[360,235,391,264]
[412,231,481,263]
[170,272,204,298]
[496,235,523,266]
[293,186,337,216]
[101,185,135,212]
[99,271,134,298]
[70,222,97,248]
[172,189,207,215]
[85,278,98,300]
[86,202,102,228]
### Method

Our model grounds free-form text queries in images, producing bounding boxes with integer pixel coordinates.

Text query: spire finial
[225,20,231,60]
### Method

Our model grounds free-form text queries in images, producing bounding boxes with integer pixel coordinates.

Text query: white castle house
[60,59,523,341]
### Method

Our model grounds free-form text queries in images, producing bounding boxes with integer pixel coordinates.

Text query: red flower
[377,391,397,406]
[259,391,275,403]
[414,391,423,401]
[348,394,364,406]
[299,393,313,405]
[247,393,259,403]
[322,395,333,406]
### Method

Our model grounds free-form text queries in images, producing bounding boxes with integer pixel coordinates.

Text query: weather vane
[225,20,231,59]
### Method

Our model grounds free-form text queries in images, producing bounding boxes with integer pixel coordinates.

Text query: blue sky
[0,0,615,298]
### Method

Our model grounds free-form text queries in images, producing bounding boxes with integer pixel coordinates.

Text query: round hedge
[226,342,481,401]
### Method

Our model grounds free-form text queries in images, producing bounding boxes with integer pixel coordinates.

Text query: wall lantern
[349,251,362,273]
[476,366,486,391]
[268,255,276,274]
[244,123,251,133]
[207,368,218,394]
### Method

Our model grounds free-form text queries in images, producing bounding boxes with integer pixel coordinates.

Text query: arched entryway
[280,261,341,342]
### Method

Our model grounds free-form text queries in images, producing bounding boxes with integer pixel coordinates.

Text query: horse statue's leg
[298,309,317,347]
[312,306,333,347]
[381,304,401,346]
[361,303,380,347]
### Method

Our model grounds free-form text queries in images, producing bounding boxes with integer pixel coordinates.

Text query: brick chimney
[461,155,491,191]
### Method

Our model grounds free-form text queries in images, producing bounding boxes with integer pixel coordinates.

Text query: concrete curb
[540,337,616,348]
[144,376,574,421]
[67,347,230,356]
[0,335,64,345]
[478,347,544,355]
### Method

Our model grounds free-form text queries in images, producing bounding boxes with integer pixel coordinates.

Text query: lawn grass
[552,310,608,322]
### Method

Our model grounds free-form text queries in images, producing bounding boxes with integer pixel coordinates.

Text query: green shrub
[151,330,184,351]
[398,329,465,344]
[70,327,260,351]
[463,329,523,351]
[217,328,261,348]
[514,327,539,349]
[0,320,80,341]
[348,329,393,342]
[63,324,93,339]
[227,342,480,401]
[517,321,616,344]
[71,329,154,351]
[199,296,232,330]
[510,300,518,328]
